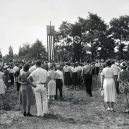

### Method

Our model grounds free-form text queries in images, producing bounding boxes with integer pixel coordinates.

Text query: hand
[32,83,37,88]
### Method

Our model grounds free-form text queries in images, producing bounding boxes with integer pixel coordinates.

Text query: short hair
[23,64,30,72]
[106,59,111,67]
[36,60,41,67]
[56,65,61,70]
[111,60,115,64]
[87,60,90,64]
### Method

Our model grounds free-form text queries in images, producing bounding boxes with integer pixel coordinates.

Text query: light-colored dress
[48,70,57,96]
[101,67,116,102]
[0,71,6,95]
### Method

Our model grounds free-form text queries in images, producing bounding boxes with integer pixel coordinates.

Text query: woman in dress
[71,63,79,90]
[0,68,6,108]
[118,62,129,113]
[101,59,117,111]
[48,65,57,100]
[18,64,35,116]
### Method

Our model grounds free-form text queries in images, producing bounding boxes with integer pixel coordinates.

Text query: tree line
[1,12,129,63]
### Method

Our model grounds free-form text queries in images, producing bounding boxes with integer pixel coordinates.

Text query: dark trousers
[9,73,14,85]
[116,81,119,94]
[83,74,92,96]
[56,79,63,99]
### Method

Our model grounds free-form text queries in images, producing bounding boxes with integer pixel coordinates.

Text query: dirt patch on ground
[0,85,129,129]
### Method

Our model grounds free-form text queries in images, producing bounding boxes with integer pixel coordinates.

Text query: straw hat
[120,62,127,69]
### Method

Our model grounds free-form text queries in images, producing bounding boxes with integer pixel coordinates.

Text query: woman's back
[20,71,30,84]
[48,70,56,80]
[102,67,114,77]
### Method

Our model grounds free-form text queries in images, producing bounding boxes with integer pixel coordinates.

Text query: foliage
[109,15,129,59]
[78,13,111,60]
[18,40,47,61]
[0,49,2,61]
[109,15,129,43]
[54,21,73,62]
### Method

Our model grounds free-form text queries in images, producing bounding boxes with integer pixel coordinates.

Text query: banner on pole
[47,25,55,36]
[72,24,82,62]
[47,25,55,62]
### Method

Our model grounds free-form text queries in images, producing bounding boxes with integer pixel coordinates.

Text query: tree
[78,13,108,60]
[109,15,129,59]
[0,49,2,61]
[55,21,73,62]
[109,15,129,43]
[18,43,31,60]
[31,40,47,60]
[8,46,14,62]
[116,43,126,60]
[18,40,47,61]
[98,35,115,59]
[126,44,129,60]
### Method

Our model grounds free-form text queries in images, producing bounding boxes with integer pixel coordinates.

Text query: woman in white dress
[101,59,116,111]
[48,66,57,100]
[0,69,6,107]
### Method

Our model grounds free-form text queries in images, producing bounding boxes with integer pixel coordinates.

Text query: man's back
[30,67,48,84]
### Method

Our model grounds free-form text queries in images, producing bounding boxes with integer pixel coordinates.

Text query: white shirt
[29,65,36,73]
[76,65,82,72]
[8,68,14,73]
[30,67,48,84]
[13,66,19,73]
[101,67,115,78]
[63,65,71,72]
[20,69,23,75]
[111,64,121,75]
[71,67,78,73]
[56,70,63,80]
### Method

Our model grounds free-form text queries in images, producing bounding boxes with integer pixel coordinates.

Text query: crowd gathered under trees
[0,12,129,115]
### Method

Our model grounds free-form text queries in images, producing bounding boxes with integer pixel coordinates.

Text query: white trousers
[34,84,48,116]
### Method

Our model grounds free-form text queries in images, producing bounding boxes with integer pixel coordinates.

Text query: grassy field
[0,84,129,129]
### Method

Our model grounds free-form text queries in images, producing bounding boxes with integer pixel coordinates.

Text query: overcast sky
[0,0,129,55]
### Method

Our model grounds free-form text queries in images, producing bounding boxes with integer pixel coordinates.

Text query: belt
[104,77,114,78]
[36,83,46,84]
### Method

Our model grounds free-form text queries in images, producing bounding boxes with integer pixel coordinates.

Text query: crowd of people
[0,59,129,117]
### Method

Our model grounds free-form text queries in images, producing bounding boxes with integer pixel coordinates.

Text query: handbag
[99,88,104,96]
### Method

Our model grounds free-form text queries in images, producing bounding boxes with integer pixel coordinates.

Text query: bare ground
[0,85,129,129]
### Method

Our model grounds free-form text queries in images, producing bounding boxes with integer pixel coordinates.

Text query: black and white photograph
[0,0,129,128]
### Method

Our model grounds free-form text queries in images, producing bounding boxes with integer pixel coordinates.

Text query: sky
[0,0,129,56]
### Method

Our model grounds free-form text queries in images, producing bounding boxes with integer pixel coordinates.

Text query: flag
[72,24,82,62]
[47,25,55,62]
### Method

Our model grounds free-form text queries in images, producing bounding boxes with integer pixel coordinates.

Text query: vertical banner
[72,24,82,62]
[47,25,55,62]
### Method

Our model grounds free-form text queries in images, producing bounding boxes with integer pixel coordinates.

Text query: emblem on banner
[74,36,81,44]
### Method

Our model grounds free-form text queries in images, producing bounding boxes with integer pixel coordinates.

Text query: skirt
[19,85,35,105]
[0,79,6,95]
[48,79,56,96]
[64,72,72,86]
[72,72,78,86]
[103,78,116,102]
